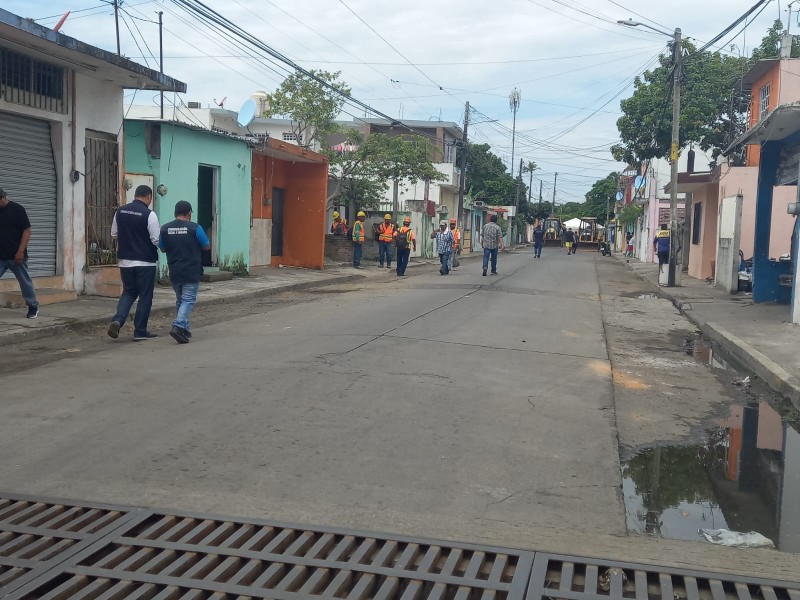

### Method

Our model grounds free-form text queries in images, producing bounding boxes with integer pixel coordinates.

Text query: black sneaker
[482,268,487,276]
[491,271,498,276]
[26,305,39,319]
[133,332,158,342]
[169,326,189,344]
[183,328,192,338]
[107,321,121,338]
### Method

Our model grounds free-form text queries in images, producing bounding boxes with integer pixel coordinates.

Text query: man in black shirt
[159,200,210,344]
[533,221,544,259]
[0,187,39,318]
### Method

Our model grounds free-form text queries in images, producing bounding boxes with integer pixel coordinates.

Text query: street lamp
[618,19,682,287]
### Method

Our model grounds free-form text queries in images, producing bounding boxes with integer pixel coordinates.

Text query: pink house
[672,58,799,281]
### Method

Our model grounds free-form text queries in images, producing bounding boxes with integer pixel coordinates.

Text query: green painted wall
[124,121,252,271]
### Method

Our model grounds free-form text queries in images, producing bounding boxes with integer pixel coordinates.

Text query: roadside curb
[3,273,365,345]
[613,255,800,409]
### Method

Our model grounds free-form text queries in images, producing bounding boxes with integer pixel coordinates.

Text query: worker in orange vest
[377,213,396,269]
[393,216,416,276]
[330,211,348,236]
[448,218,461,272]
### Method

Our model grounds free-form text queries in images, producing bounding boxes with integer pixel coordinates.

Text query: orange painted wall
[251,153,328,269]
[746,65,781,167]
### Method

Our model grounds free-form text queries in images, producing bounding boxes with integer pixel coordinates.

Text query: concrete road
[2,249,798,578]
[0,249,621,532]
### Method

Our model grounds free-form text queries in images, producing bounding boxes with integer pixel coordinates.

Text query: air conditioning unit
[474,200,485,207]
[187,101,202,109]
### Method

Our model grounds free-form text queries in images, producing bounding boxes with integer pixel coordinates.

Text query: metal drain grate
[525,554,800,600]
[7,510,534,599]
[0,494,144,598]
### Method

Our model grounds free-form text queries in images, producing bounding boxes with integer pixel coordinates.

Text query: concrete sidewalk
[0,265,374,343]
[617,255,800,408]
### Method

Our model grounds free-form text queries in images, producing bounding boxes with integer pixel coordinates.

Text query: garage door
[0,111,58,277]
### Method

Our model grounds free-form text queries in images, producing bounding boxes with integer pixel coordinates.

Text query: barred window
[759,84,770,120]
[282,132,297,141]
[0,46,67,113]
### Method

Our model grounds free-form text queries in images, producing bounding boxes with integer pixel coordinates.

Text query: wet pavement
[621,339,800,552]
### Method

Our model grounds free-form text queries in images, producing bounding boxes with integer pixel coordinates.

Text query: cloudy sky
[10,0,785,201]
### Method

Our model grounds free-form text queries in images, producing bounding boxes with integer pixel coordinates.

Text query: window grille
[0,46,67,113]
[282,132,297,141]
[759,84,770,120]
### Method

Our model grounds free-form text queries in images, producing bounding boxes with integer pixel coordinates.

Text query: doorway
[197,165,218,266]
[271,187,285,257]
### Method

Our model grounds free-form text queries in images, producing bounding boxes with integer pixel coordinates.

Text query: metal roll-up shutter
[0,111,58,277]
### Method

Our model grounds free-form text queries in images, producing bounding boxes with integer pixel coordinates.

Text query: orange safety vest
[352,221,365,243]
[378,223,396,242]
[451,227,461,248]
[331,218,348,235]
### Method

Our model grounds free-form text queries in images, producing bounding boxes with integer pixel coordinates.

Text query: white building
[0,8,184,300]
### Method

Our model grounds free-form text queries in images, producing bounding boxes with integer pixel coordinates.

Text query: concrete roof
[725,103,800,154]
[253,138,328,164]
[0,8,185,92]
[357,118,463,138]
[739,59,780,90]
[663,170,717,193]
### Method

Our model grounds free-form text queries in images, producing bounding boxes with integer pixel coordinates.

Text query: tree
[751,20,800,61]
[265,70,351,149]
[612,41,749,165]
[583,173,619,224]
[459,143,518,206]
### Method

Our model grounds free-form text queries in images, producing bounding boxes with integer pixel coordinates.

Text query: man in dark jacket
[159,200,210,344]
[108,185,160,341]
[532,222,544,259]
[653,223,670,271]
[0,187,39,318]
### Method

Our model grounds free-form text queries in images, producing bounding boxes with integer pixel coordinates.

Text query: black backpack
[396,228,410,249]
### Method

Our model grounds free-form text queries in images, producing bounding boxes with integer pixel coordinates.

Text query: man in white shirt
[107,185,161,341]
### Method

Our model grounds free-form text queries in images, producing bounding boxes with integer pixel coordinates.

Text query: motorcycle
[599,241,611,256]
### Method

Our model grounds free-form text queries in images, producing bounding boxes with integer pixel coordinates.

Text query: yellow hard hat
[357,210,366,218]
[384,213,392,220]
[332,211,340,218]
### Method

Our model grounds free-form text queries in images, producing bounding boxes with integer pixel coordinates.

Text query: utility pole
[553,172,558,215]
[509,89,521,178]
[457,101,469,234]
[113,0,121,55]
[512,157,523,246]
[538,179,543,218]
[158,11,164,120]
[668,28,682,287]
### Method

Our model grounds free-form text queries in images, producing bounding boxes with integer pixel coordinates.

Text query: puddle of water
[636,294,659,300]
[622,400,800,552]
[686,339,734,371]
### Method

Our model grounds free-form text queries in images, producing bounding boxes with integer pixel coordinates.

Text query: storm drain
[2,495,799,600]
[525,554,800,600]
[4,510,533,599]
[0,494,143,597]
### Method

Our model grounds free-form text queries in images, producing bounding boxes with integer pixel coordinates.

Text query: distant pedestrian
[448,218,461,271]
[480,214,504,276]
[351,211,366,269]
[393,216,416,276]
[377,213,396,268]
[564,228,576,255]
[330,211,348,236]
[0,187,39,318]
[532,222,544,259]
[431,220,455,275]
[159,201,210,344]
[626,232,634,257]
[107,185,160,341]
[653,224,670,271]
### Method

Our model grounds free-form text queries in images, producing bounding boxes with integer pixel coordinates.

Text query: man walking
[480,214,504,276]
[377,213,395,269]
[351,210,366,269]
[159,201,210,344]
[431,220,455,275]
[448,218,461,272]
[532,221,544,259]
[394,216,416,276]
[653,223,670,271]
[0,187,39,318]
[107,185,160,341]
[564,228,576,255]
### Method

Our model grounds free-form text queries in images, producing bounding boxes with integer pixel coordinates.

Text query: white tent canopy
[563,218,583,229]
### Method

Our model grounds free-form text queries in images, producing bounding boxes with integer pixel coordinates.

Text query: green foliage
[751,20,800,61]
[367,133,444,185]
[617,203,644,226]
[460,142,522,206]
[219,253,249,276]
[265,70,351,149]
[583,173,618,224]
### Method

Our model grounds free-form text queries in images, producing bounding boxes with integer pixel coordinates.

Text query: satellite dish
[634,176,646,190]
[615,191,623,202]
[237,99,257,128]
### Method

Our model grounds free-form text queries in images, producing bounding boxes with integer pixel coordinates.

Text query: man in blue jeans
[0,187,39,318]
[431,220,454,275]
[480,214,505,276]
[159,200,210,344]
[108,185,160,341]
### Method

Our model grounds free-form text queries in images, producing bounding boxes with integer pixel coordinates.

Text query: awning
[724,104,800,154]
